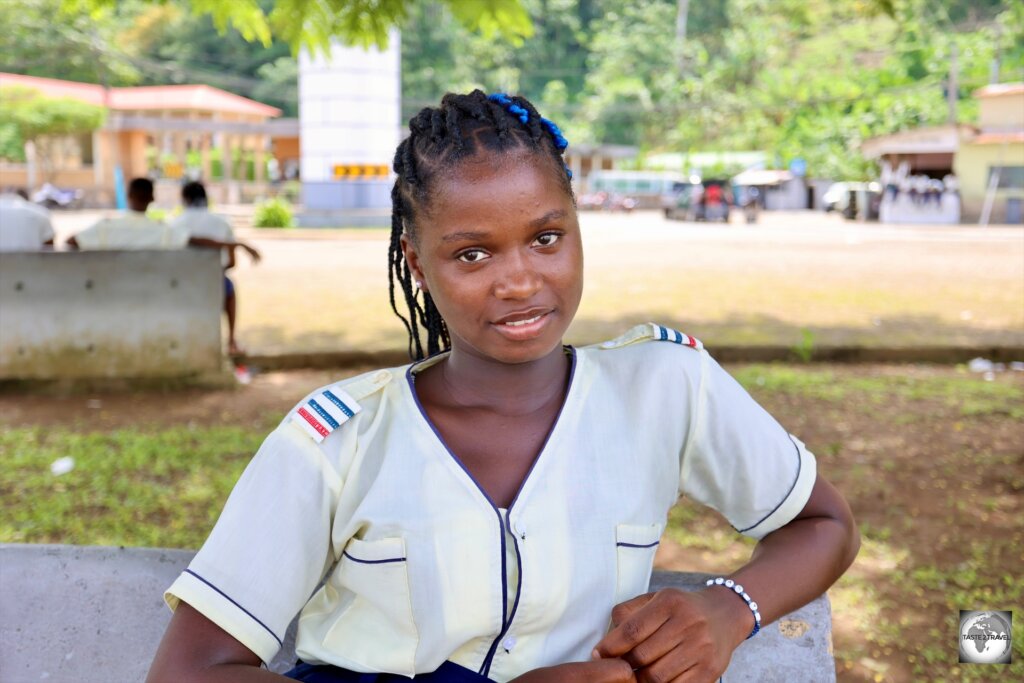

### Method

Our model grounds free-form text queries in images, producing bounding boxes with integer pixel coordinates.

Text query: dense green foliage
[253,197,295,228]
[403,0,1024,179]
[0,86,105,171]
[3,1,1022,179]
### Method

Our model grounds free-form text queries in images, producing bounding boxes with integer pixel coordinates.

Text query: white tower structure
[298,32,400,226]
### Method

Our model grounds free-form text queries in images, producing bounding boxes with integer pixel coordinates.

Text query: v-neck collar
[404,346,580,513]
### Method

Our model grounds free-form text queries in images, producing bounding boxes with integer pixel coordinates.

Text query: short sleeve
[164,421,343,663]
[679,350,816,540]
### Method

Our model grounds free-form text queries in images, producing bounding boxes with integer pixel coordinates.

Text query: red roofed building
[0,73,299,205]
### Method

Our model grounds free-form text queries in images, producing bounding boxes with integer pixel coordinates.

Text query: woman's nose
[493,251,543,300]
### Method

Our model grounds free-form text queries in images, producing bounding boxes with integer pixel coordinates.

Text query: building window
[988,166,1024,190]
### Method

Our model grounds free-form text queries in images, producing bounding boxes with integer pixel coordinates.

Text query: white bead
[733,584,743,593]
[754,612,761,622]
[749,601,758,610]
[715,577,725,585]
[742,592,750,601]
[724,579,735,588]
[706,579,714,586]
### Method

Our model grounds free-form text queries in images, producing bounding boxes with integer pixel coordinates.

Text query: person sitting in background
[171,181,261,356]
[0,187,55,252]
[67,178,186,250]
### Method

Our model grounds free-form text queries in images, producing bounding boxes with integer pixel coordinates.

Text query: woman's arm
[147,601,283,683]
[152,601,638,683]
[593,475,859,682]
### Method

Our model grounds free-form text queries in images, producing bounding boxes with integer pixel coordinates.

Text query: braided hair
[389,90,573,360]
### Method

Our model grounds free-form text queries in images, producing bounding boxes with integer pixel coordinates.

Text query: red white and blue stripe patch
[292,386,361,443]
[652,323,703,350]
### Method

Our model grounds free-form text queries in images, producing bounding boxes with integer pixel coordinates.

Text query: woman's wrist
[702,583,756,648]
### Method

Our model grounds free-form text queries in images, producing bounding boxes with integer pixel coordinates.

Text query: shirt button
[502,635,517,652]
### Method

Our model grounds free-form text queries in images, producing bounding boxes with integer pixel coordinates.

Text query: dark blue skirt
[283,660,493,682]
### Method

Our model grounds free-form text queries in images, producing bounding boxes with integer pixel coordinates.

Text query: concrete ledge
[0,251,222,380]
[0,544,834,683]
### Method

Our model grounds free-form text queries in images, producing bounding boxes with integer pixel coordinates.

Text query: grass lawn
[1,363,1022,682]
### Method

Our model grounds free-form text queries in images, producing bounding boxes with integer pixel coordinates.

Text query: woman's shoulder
[582,322,705,361]
[281,364,408,445]
[578,322,706,387]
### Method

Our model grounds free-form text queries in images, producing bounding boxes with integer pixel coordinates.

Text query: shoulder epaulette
[596,322,703,351]
[289,370,392,443]
[292,385,361,443]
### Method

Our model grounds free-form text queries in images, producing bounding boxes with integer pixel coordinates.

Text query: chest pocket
[320,536,419,675]
[614,523,663,605]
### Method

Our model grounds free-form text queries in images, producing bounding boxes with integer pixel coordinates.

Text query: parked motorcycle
[32,183,84,209]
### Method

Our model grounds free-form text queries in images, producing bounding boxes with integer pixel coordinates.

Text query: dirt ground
[46,210,1024,353]
[2,362,1021,682]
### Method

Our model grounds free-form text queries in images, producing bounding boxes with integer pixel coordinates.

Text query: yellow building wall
[978,95,1024,130]
[954,141,1024,222]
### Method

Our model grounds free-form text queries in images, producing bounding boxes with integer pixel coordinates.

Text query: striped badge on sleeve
[652,323,703,350]
[291,386,362,443]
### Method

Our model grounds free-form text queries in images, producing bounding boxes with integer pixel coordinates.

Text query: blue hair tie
[487,92,572,178]
[540,118,569,152]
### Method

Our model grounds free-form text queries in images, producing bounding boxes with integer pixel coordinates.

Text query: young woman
[147,91,859,683]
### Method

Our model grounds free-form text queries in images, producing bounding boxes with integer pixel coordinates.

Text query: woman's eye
[534,232,561,247]
[457,249,488,263]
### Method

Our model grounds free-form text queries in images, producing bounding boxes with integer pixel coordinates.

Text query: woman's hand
[591,588,750,683]
[509,659,636,683]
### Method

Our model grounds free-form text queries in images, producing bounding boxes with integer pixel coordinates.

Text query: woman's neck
[438,343,570,417]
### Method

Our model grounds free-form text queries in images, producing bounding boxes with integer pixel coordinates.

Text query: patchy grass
[0,425,270,548]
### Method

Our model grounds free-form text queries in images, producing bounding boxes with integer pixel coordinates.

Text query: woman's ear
[399,234,428,292]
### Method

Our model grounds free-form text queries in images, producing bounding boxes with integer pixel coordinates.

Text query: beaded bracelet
[705,577,761,639]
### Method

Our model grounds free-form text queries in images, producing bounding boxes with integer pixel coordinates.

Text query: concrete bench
[0,544,835,683]
[0,250,222,380]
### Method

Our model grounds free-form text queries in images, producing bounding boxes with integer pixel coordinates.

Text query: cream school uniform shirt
[74,212,188,250]
[165,323,817,681]
[170,208,234,267]
[0,193,54,251]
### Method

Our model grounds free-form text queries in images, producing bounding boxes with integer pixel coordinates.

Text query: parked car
[823,182,882,220]
[580,190,637,212]
[662,179,732,222]
[822,182,850,213]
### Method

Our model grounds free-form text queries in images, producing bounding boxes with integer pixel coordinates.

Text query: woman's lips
[491,310,553,341]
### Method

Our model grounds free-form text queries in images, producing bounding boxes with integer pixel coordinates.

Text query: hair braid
[388,89,574,360]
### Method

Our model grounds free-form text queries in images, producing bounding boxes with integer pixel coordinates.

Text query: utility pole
[676,0,690,75]
[947,42,958,124]
[991,24,1002,84]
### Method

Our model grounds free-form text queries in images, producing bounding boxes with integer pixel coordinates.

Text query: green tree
[0,0,140,85]
[0,87,106,180]
[62,0,534,53]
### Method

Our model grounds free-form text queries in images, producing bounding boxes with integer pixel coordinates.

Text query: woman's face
[402,152,583,365]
